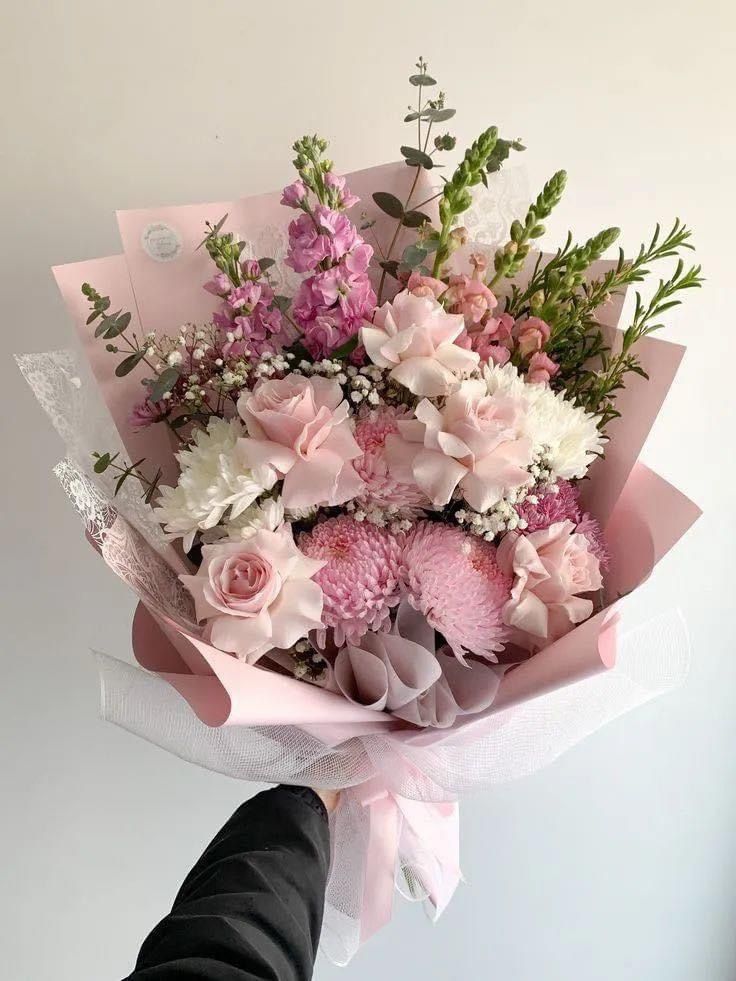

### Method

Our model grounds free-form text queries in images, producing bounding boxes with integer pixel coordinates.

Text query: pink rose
[236,375,364,509]
[526,351,559,384]
[180,525,325,664]
[361,290,479,397]
[385,379,533,511]
[515,316,551,358]
[497,520,603,649]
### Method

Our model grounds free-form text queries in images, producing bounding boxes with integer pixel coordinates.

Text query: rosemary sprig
[572,257,703,426]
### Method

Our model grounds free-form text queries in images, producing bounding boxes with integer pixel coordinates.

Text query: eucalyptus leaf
[115,351,145,377]
[402,244,428,268]
[86,310,101,325]
[148,366,180,401]
[103,311,132,338]
[409,73,437,86]
[401,209,430,228]
[372,191,404,219]
[257,257,276,272]
[95,315,115,338]
[93,453,111,474]
[400,146,433,170]
[423,108,455,123]
[378,259,400,279]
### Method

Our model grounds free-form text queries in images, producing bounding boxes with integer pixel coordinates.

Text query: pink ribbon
[351,777,461,943]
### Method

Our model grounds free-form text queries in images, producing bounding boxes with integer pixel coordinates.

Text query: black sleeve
[124,785,331,981]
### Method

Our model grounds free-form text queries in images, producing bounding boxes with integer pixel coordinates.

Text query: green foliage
[486,137,525,174]
[148,366,180,402]
[91,451,163,503]
[431,127,500,275]
[291,134,334,206]
[489,170,567,286]
[506,218,702,430]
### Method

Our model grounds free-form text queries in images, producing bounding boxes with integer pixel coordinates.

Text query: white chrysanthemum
[202,497,285,543]
[484,363,605,480]
[154,417,266,551]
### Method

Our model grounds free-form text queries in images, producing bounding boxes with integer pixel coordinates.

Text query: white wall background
[2,2,734,978]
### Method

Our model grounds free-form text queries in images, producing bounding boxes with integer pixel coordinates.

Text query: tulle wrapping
[16,163,701,964]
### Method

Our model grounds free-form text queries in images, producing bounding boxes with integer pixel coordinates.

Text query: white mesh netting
[96,603,689,964]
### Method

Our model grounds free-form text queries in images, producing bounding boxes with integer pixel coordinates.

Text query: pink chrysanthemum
[517,482,609,570]
[298,516,404,646]
[401,522,512,662]
[517,480,582,532]
[353,406,429,512]
[575,512,610,570]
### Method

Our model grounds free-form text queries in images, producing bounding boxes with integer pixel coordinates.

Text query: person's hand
[313,789,340,814]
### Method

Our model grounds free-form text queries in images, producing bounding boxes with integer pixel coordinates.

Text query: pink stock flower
[515,316,551,358]
[280,179,308,208]
[236,375,364,510]
[401,522,512,661]
[292,259,377,358]
[180,525,325,665]
[203,271,231,297]
[284,213,331,273]
[353,405,430,511]
[497,519,603,650]
[324,171,360,209]
[228,281,263,311]
[129,398,163,431]
[527,351,559,384]
[240,259,263,280]
[385,380,533,512]
[407,270,447,300]
[286,203,375,358]
[313,205,360,260]
[299,516,404,646]
[361,290,479,397]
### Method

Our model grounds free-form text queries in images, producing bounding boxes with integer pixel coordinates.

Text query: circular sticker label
[141,222,183,262]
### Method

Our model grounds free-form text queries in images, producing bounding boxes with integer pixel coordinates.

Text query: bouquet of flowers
[18,59,702,963]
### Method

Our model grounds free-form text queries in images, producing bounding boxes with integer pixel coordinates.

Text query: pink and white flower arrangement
[20,55,703,956]
[44,58,700,732]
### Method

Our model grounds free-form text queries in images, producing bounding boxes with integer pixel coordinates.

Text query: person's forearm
[125,786,331,981]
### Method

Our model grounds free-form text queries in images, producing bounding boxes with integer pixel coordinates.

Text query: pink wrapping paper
[115,161,433,332]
